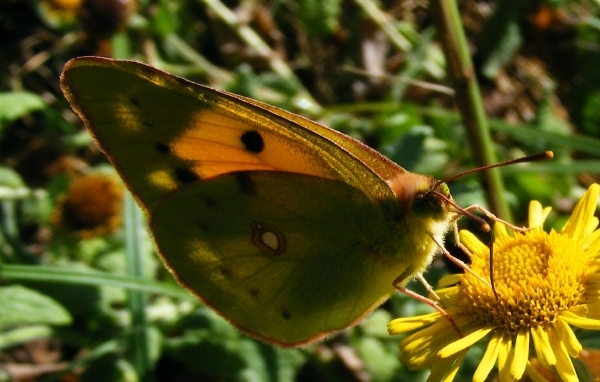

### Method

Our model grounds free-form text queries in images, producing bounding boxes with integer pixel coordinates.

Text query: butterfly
[60,56,455,347]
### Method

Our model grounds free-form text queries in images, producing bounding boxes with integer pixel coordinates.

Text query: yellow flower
[388,184,600,382]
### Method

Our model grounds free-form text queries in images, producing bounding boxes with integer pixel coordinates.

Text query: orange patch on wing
[170,110,340,181]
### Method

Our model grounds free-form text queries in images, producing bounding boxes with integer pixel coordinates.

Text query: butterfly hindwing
[151,171,409,346]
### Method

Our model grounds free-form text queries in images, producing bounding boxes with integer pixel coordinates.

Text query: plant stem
[430,0,511,221]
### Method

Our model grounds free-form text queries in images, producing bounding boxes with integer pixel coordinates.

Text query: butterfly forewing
[60,57,401,214]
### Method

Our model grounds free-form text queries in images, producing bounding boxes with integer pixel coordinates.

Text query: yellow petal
[426,359,453,382]
[459,230,488,254]
[404,350,437,369]
[581,302,600,318]
[529,200,551,228]
[553,319,582,358]
[388,312,440,334]
[567,304,588,317]
[400,320,457,352]
[510,328,529,379]
[440,351,466,382]
[584,216,599,237]
[400,333,435,354]
[497,333,514,382]
[473,332,503,382]
[560,310,600,330]
[525,361,551,382]
[531,324,556,366]
[586,229,600,258]
[438,274,462,287]
[495,221,509,240]
[588,273,600,283]
[548,331,578,382]
[561,184,600,240]
[426,350,467,382]
[438,327,491,358]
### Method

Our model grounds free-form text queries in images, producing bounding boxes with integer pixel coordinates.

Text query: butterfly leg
[452,220,501,300]
[431,234,492,290]
[461,204,529,232]
[452,220,479,261]
[394,282,462,337]
[416,273,442,302]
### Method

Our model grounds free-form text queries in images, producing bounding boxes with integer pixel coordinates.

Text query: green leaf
[164,308,250,379]
[0,264,195,301]
[297,0,342,37]
[478,0,532,78]
[0,166,26,189]
[165,308,305,382]
[354,337,402,382]
[385,125,448,175]
[0,285,72,327]
[0,326,55,349]
[80,352,138,382]
[0,91,47,129]
[481,20,522,78]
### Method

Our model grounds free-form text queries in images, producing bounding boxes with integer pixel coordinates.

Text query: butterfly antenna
[433,151,554,191]
[433,191,490,232]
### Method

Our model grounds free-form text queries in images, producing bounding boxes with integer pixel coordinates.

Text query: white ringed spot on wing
[251,221,285,256]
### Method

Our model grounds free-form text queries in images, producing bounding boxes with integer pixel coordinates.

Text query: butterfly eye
[410,191,445,219]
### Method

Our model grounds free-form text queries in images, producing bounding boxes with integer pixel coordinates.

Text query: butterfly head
[389,172,452,222]
[409,179,452,221]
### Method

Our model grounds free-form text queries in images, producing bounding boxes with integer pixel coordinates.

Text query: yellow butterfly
[60,57,454,347]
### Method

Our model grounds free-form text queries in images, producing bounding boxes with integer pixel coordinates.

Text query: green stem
[124,193,153,381]
[430,0,511,221]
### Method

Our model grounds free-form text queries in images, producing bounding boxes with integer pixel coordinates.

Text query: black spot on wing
[282,309,291,320]
[175,167,199,183]
[219,266,232,277]
[241,130,264,153]
[234,172,255,196]
[249,288,260,298]
[154,142,170,154]
[130,97,141,107]
[203,196,218,209]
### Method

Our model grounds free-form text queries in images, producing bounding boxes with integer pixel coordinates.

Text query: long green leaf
[0,265,196,301]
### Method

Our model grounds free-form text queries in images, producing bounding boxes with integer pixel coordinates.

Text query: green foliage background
[0,0,599,381]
